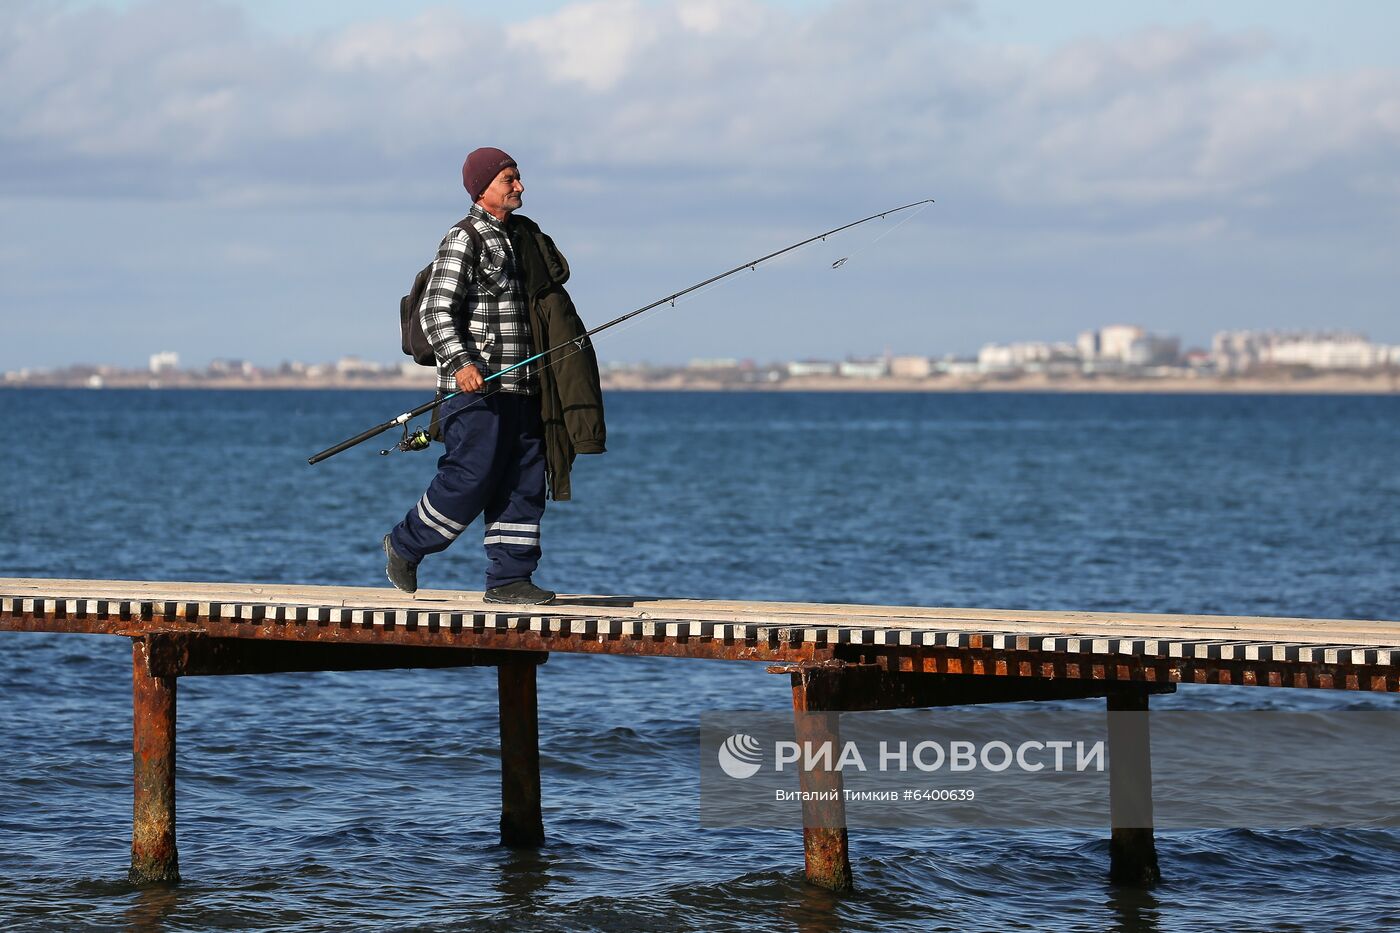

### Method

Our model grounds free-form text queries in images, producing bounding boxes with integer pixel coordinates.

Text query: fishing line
[829,200,933,268]
[383,226,866,453]
[529,201,933,378]
[309,198,935,465]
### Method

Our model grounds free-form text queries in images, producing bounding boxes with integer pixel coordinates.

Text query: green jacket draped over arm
[508,213,607,501]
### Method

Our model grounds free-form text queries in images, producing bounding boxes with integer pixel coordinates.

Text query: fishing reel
[380,424,434,456]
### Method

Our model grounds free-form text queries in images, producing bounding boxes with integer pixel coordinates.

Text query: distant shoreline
[3,374,1398,395]
[603,374,1400,395]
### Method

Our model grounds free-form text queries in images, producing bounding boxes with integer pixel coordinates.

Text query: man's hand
[454,365,484,394]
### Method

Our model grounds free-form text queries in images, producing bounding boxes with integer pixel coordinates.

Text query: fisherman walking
[383,147,606,603]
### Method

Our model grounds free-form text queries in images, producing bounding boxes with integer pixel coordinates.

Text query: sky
[2,0,1397,369]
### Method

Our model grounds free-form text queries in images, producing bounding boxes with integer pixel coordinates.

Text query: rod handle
[307,394,448,466]
[307,420,398,465]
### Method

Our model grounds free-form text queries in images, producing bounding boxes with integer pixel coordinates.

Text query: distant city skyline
[7,321,1400,372]
[2,1,1398,371]
[9,320,1397,374]
[9,326,1395,390]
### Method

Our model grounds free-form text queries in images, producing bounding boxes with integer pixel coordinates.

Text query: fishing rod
[307,198,934,465]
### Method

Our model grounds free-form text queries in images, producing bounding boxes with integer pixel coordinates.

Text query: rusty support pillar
[130,636,179,883]
[1107,686,1159,885]
[790,666,854,892]
[498,659,545,848]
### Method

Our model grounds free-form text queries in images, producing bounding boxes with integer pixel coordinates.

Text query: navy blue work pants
[389,391,545,589]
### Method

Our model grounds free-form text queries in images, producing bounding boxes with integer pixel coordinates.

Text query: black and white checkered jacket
[418,203,536,395]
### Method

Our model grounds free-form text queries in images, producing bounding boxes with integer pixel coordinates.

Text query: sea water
[1,389,1397,931]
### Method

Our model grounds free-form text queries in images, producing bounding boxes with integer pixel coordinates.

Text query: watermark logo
[714,735,1105,780]
[717,733,764,779]
[703,710,1400,830]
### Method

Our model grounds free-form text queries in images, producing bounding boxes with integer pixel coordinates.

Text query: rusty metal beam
[130,636,178,884]
[139,633,541,678]
[790,674,853,892]
[860,646,1400,693]
[498,661,545,848]
[773,661,1174,710]
[1107,687,1160,886]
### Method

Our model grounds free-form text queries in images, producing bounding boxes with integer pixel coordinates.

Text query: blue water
[1,389,1398,931]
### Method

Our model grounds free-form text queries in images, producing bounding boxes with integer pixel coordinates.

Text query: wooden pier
[3,577,1398,890]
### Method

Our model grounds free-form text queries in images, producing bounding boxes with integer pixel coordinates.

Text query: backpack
[400,217,485,366]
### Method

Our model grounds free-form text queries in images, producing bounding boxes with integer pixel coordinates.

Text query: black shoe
[483,580,556,605]
[383,534,418,594]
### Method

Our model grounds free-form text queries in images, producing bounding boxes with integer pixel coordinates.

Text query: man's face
[479,166,524,218]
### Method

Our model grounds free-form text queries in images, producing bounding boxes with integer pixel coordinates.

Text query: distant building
[687,358,739,370]
[1212,330,1393,372]
[1212,330,1258,373]
[148,351,179,374]
[839,358,889,379]
[977,342,1075,373]
[977,344,1018,372]
[208,358,256,377]
[1076,330,1100,360]
[889,355,932,378]
[1124,334,1181,366]
[1081,325,1180,367]
[934,356,979,376]
[787,360,837,377]
[1264,336,1385,370]
[600,360,648,373]
[1097,325,1145,362]
[335,356,385,376]
[1182,349,1213,372]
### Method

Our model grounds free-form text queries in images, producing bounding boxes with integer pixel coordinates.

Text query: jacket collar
[469,202,510,231]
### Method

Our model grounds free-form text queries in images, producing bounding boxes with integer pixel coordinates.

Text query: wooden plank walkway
[4,576,1398,890]
[3,578,1399,689]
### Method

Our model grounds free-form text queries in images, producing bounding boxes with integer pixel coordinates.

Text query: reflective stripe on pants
[389,391,546,589]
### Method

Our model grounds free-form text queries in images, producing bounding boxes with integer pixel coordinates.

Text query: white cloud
[507,0,666,91]
[5,0,1400,379]
[2,0,1397,227]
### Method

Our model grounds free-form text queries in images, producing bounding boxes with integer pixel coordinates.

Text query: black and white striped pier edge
[5,593,1398,668]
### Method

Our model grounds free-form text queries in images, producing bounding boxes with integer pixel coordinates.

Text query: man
[383,147,558,604]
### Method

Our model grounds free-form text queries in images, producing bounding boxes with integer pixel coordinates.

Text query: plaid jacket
[418,203,536,395]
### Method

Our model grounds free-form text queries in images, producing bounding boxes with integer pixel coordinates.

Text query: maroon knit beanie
[462,147,517,201]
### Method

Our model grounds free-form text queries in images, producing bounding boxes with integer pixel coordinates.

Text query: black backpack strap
[452,215,486,276]
[400,216,489,367]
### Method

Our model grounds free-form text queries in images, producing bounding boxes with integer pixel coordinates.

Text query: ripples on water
[1,390,1398,931]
